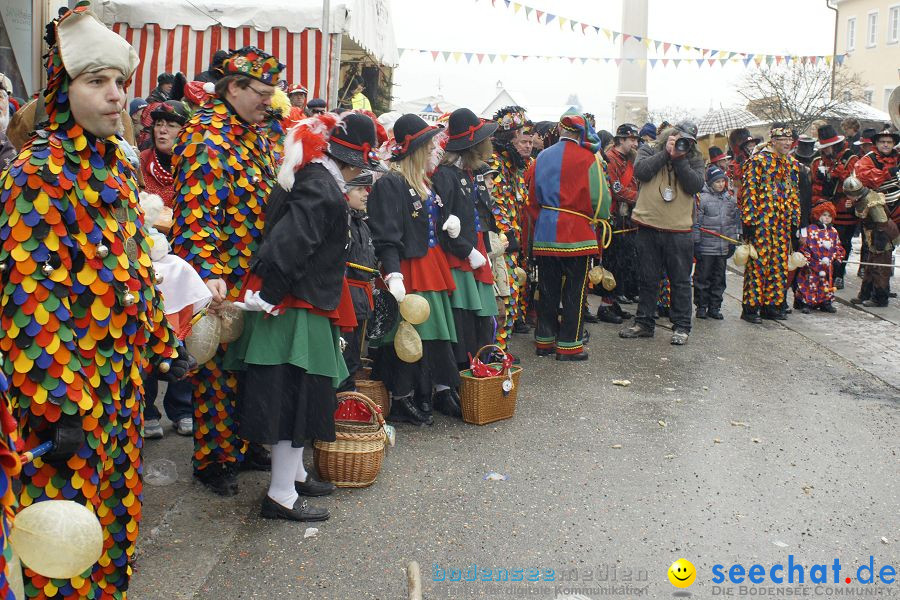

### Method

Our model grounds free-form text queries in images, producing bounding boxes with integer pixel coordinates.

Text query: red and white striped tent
[96,0,398,103]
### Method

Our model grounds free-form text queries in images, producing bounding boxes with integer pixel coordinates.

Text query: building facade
[835,0,900,113]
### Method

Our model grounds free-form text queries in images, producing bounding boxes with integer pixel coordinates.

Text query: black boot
[194,463,238,497]
[583,309,599,324]
[513,319,531,334]
[820,301,837,313]
[695,306,708,319]
[707,307,724,320]
[416,390,435,426]
[612,302,633,319]
[596,306,623,324]
[762,305,786,321]
[434,388,462,418]
[740,305,762,324]
[240,442,272,472]
[389,393,431,426]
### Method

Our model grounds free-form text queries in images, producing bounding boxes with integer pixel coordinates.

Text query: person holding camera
[619,122,706,345]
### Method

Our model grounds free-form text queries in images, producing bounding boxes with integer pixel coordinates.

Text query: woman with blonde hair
[368,114,461,426]
[430,108,499,417]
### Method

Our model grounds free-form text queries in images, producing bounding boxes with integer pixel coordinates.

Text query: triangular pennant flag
[453,52,463,62]
[581,23,588,34]
[766,56,775,67]
[500,54,509,62]
[644,38,653,49]
[719,58,728,65]
[488,54,497,63]
[612,32,620,42]
[580,57,588,64]
[545,13,555,24]
[622,33,631,43]
[442,51,451,61]
[825,55,832,66]
[525,6,533,19]
[594,25,601,35]
[398,48,406,58]
[650,58,658,68]
[431,51,439,60]
[604,57,611,64]
[673,59,682,66]
[685,45,693,52]
[810,56,818,64]
[728,51,737,59]
[634,35,642,42]
[675,44,682,52]
[536,10,544,21]
[557,17,566,28]
[568,56,576,63]
[503,0,510,6]
[754,56,763,67]
[663,42,671,54]
[662,58,669,66]
[743,56,753,67]
[836,54,845,65]
[707,58,716,66]
[418,49,427,55]
[570,20,577,31]
[602,28,611,39]
[696,58,705,67]
[655,40,662,51]
[476,53,485,63]
[513,2,522,13]
[638,59,646,66]
[615,58,622,66]
[465,52,474,63]
[775,55,783,65]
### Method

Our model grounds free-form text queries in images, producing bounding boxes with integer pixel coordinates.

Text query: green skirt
[450,269,483,311]
[475,280,498,318]
[224,309,349,387]
[374,290,457,344]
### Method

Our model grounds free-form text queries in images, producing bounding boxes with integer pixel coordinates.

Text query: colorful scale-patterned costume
[489,148,528,350]
[741,148,800,309]
[170,96,275,472]
[0,365,20,600]
[0,6,177,596]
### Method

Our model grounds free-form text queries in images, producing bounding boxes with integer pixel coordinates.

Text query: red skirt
[241,273,358,329]
[444,236,494,286]
[399,246,456,293]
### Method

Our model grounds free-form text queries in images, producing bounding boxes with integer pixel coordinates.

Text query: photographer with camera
[619,122,706,345]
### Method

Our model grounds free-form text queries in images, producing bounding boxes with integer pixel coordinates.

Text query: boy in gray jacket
[692,166,741,319]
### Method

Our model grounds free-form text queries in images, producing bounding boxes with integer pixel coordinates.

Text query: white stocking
[268,440,301,509]
[294,446,308,483]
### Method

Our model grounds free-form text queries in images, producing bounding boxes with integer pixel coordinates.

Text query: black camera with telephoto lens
[674,137,693,153]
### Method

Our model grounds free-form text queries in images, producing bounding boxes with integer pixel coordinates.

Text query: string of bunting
[398,48,845,68]
[474,0,846,65]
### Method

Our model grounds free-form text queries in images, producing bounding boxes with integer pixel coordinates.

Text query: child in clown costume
[795,202,846,313]
[0,5,185,598]
[170,47,284,496]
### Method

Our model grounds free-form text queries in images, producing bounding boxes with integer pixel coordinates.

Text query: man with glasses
[170,46,284,496]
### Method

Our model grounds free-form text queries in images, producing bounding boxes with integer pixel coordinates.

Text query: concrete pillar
[613,0,648,128]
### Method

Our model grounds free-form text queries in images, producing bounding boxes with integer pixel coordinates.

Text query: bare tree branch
[738,63,867,133]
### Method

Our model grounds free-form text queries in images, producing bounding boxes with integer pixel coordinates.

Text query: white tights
[268,441,310,509]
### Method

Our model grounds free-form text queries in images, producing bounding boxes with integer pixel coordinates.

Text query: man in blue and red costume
[527,111,611,361]
[0,4,185,598]
[170,47,284,496]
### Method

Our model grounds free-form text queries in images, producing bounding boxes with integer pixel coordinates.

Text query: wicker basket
[459,345,522,425]
[355,379,390,416]
[314,392,386,488]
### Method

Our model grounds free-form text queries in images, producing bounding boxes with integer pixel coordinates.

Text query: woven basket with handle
[314,392,387,488]
[459,344,522,425]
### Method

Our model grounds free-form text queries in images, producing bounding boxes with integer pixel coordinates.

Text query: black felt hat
[444,108,499,153]
[149,99,190,125]
[389,114,441,161]
[327,112,385,172]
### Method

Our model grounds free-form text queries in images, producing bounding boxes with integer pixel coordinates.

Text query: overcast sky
[390,0,836,128]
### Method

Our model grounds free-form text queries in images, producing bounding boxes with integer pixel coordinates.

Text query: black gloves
[45,413,85,465]
[742,224,755,242]
[160,351,197,382]
[505,231,520,253]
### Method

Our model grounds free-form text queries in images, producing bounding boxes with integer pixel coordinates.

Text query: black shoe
[862,299,889,307]
[260,496,330,522]
[619,324,654,338]
[801,306,811,314]
[657,307,670,318]
[535,347,554,357]
[194,464,238,497]
[513,320,531,334]
[696,306,708,319]
[295,476,336,497]
[434,388,462,418]
[707,308,724,320]
[389,394,431,426]
[596,306,623,324]
[615,295,634,305]
[820,302,837,313]
[762,306,787,321]
[740,309,762,324]
[612,303,633,319]
[834,277,844,290]
[556,351,589,361]
[240,442,272,472]
[850,297,866,305]
[583,310,599,324]
[889,292,897,298]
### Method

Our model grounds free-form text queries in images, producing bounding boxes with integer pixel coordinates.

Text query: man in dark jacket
[619,121,706,345]
[146,72,175,103]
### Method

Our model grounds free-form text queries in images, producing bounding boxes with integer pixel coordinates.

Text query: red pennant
[663,42,671,54]
[431,51,439,60]
[476,53,485,63]
[536,10,544,21]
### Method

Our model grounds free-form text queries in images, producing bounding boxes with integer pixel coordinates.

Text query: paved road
[133,278,899,600]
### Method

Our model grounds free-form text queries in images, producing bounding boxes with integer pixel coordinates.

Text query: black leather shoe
[612,303,633,319]
[194,464,238,497]
[556,351,589,361]
[800,306,811,314]
[696,306,708,319]
[389,394,431,426]
[583,310,599,324]
[820,302,837,313]
[295,476,336,497]
[240,442,272,472]
[707,308,724,320]
[596,306,623,324]
[513,320,531,334]
[434,388,462,418]
[261,496,330,522]
[850,296,867,305]
[740,309,762,324]
[619,324,654,338]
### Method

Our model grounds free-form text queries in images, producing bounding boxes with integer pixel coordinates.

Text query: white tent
[95,0,397,103]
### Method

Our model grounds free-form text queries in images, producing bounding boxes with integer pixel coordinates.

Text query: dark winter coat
[367,171,456,274]
[692,184,741,255]
[252,162,350,308]
[347,209,376,320]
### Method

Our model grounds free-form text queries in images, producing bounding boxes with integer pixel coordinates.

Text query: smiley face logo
[668,559,696,588]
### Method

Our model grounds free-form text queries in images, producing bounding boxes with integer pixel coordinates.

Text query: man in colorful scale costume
[170,47,284,496]
[0,4,184,598]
